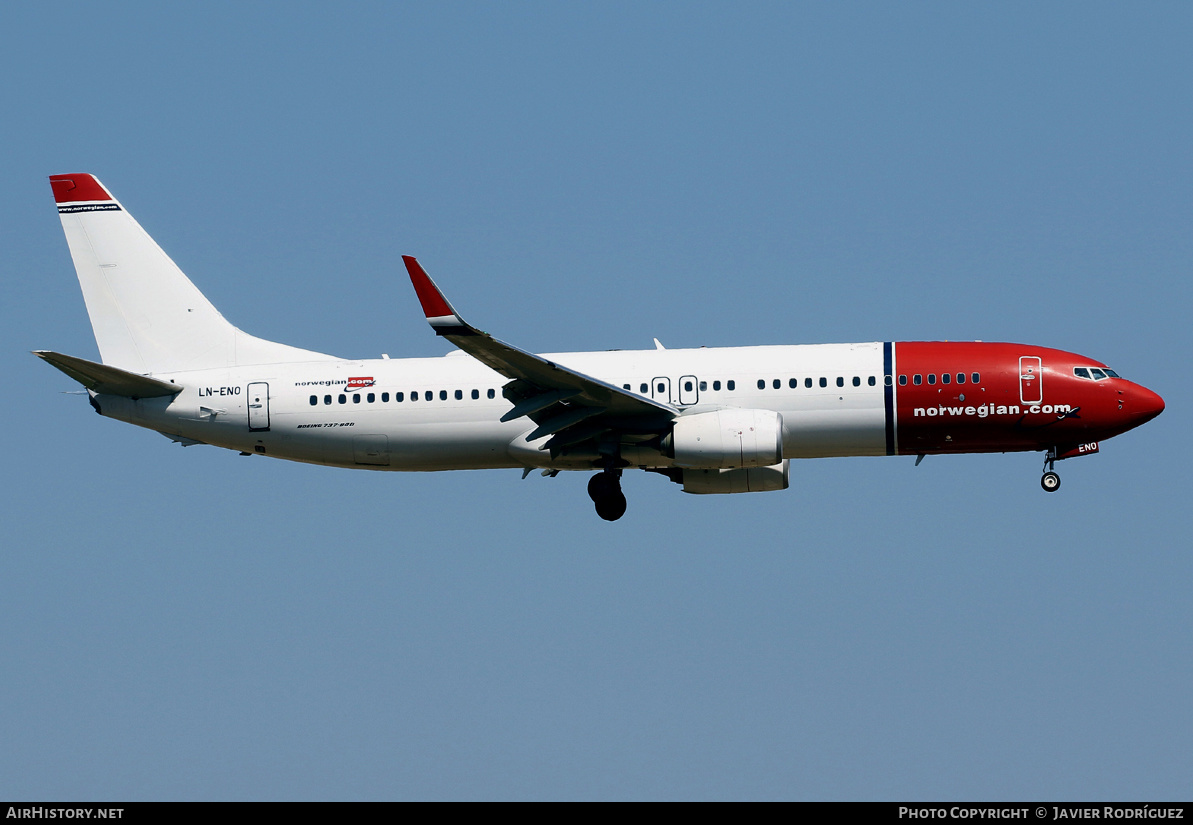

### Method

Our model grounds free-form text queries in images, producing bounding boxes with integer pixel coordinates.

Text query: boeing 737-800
[38,174,1165,520]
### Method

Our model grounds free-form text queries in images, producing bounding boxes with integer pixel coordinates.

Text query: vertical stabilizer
[50,174,335,374]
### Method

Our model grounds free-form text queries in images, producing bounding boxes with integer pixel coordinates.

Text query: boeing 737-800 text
[38,174,1165,520]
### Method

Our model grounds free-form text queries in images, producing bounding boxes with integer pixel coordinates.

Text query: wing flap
[500,388,583,422]
[526,406,608,441]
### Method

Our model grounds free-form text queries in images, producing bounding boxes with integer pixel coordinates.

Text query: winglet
[402,255,472,336]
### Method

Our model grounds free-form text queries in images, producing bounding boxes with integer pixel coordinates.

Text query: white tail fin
[50,174,336,374]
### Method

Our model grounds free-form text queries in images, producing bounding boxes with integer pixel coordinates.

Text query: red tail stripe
[49,174,113,204]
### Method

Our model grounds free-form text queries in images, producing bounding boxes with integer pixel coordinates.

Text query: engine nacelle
[682,460,790,494]
[668,408,784,469]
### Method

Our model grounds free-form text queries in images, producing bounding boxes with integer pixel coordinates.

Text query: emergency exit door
[651,377,671,404]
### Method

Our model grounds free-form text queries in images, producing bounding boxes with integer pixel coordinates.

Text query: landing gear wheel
[594,491,628,521]
[1041,471,1061,493]
[588,471,627,521]
[588,473,616,501]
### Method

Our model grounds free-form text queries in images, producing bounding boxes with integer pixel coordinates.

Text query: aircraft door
[651,376,672,404]
[1019,357,1042,405]
[679,375,699,406]
[248,382,270,431]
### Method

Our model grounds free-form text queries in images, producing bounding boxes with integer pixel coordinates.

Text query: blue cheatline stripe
[884,341,896,455]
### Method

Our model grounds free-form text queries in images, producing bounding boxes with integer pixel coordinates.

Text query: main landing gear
[1041,448,1061,493]
[588,469,627,521]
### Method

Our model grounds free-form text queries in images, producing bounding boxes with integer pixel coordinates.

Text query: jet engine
[681,460,790,494]
[665,409,784,469]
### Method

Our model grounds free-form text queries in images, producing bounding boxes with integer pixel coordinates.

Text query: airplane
[38,173,1165,521]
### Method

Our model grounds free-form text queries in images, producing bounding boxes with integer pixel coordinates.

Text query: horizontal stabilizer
[34,351,183,399]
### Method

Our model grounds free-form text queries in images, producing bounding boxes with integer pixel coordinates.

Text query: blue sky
[2,2,1190,800]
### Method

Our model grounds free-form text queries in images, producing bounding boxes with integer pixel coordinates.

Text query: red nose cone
[1131,385,1165,424]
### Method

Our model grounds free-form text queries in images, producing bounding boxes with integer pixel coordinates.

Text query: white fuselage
[100,343,890,471]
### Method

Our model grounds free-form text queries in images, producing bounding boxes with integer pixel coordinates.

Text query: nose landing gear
[1041,448,1061,493]
[588,469,627,521]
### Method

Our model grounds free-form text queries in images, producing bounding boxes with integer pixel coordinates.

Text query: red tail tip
[49,174,112,204]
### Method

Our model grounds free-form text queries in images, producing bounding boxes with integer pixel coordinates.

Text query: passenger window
[623,384,630,391]
[309,395,317,406]
[487,388,495,399]
[773,379,781,389]
[972,373,980,384]
[324,395,332,405]
[927,374,936,385]
[819,377,827,388]
[852,376,860,387]
[685,380,694,392]
[869,376,877,386]
[367,392,376,403]
[757,379,765,390]
[640,383,648,393]
[455,389,463,400]
[396,392,404,402]
[836,377,844,387]
[699,381,707,391]
[957,373,965,384]
[713,380,721,391]
[899,375,907,386]
[913,375,922,385]
[805,377,812,388]
[382,392,389,402]
[941,373,950,385]
[338,394,347,404]
[410,392,418,402]
[656,382,665,394]
[789,378,797,388]
[727,380,736,391]
[472,389,480,399]
[440,390,448,401]
[353,393,361,403]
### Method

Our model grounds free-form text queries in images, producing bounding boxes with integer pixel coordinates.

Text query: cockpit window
[1075,366,1120,380]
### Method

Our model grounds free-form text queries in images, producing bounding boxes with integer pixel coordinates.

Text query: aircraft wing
[403,256,677,455]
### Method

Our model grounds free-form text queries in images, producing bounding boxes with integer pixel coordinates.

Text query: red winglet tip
[403,256,455,319]
[49,174,113,204]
